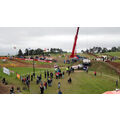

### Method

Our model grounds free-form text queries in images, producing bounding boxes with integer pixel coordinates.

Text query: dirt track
[3,59,54,68]
[106,61,120,74]
[0,83,9,94]
[87,53,98,58]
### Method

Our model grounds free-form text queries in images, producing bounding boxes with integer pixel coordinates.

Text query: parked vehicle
[72,64,83,70]
[83,59,91,65]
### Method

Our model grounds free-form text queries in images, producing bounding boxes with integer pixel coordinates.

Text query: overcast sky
[0,27,120,55]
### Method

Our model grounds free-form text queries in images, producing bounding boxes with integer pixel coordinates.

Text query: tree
[24,49,29,56]
[111,47,117,52]
[102,48,108,53]
[81,50,84,53]
[18,49,23,56]
[117,46,120,52]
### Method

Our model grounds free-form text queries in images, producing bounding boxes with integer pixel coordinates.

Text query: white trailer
[83,59,91,65]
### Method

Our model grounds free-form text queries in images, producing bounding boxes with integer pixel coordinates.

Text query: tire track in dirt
[0,83,9,94]
[106,61,120,74]
[5,59,54,68]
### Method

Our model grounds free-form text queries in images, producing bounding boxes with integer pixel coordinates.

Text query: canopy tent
[103,90,120,94]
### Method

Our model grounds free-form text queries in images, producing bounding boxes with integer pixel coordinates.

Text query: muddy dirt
[0,83,9,94]
[1,59,54,68]
[106,61,120,74]
[87,53,98,58]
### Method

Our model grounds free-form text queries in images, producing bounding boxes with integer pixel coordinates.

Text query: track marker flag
[16,73,21,79]
[3,67,10,75]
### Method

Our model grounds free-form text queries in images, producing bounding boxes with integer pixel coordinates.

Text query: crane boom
[70,27,79,58]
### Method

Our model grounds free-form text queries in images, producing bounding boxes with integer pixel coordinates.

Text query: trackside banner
[3,67,10,75]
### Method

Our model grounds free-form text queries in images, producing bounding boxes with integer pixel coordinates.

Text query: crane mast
[70,27,79,58]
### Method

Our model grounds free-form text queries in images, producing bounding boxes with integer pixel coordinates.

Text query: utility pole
[33,58,35,74]
[32,51,35,78]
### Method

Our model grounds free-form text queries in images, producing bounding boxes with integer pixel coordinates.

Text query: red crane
[70,27,79,58]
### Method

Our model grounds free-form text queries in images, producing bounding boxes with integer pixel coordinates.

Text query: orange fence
[0,57,9,59]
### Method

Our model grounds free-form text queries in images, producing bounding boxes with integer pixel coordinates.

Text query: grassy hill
[89,61,118,77]
[96,52,120,57]
[0,61,119,94]
[105,52,120,57]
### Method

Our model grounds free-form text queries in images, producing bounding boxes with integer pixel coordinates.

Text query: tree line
[81,46,120,54]
[17,48,67,57]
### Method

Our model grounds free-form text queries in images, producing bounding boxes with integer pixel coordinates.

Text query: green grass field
[89,61,118,77]
[96,52,120,57]
[78,53,96,59]
[105,52,120,57]
[0,61,119,94]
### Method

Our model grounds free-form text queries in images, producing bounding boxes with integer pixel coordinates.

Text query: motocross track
[87,53,120,74]
[0,83,9,94]
[87,53,98,58]
[2,59,54,68]
[106,61,120,74]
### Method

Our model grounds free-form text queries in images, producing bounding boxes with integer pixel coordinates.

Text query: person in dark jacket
[50,72,53,79]
[10,86,14,94]
[31,74,33,81]
[116,80,119,88]
[26,80,30,90]
[44,71,47,78]
[2,78,6,84]
[47,71,49,78]
[40,84,44,94]
[33,72,35,78]
[68,77,72,83]
[58,89,62,94]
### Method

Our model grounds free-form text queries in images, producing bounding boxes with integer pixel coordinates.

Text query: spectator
[40,74,42,80]
[45,81,47,89]
[40,84,44,94]
[26,80,30,90]
[68,70,71,76]
[31,74,33,81]
[62,72,65,78]
[86,67,88,73]
[116,80,118,88]
[10,86,14,94]
[58,82,61,89]
[44,81,47,90]
[56,72,59,79]
[47,71,49,78]
[22,77,26,84]
[33,72,35,78]
[2,78,5,84]
[47,77,52,87]
[44,71,47,78]
[66,67,69,73]
[71,67,74,73]
[17,87,21,93]
[68,77,72,83]
[94,71,96,76]
[58,89,62,94]
[50,72,53,79]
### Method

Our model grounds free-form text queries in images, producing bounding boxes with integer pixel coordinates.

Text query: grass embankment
[96,52,120,57]
[89,61,118,77]
[104,52,120,57]
[78,53,96,59]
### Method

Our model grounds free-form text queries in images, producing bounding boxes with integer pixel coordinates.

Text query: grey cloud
[0,27,120,55]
